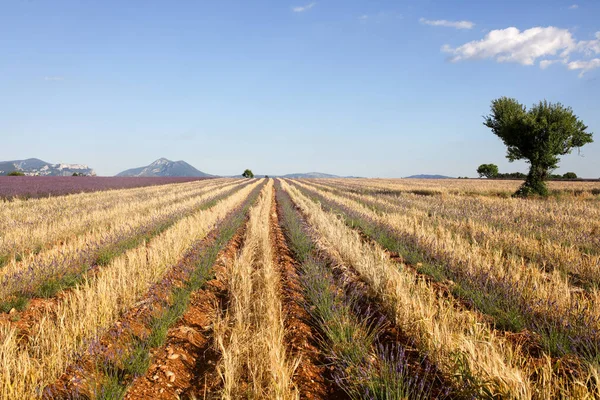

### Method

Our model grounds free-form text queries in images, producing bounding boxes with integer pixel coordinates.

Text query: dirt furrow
[270,188,334,400]
[125,224,246,399]
[42,183,263,399]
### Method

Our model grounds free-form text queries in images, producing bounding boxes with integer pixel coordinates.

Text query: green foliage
[242,169,254,178]
[563,172,578,179]
[476,163,499,178]
[0,295,29,313]
[484,97,593,196]
[496,171,526,179]
[34,274,81,298]
[122,337,151,377]
[7,171,25,176]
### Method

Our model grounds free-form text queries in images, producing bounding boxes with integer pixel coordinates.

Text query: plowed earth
[42,203,250,398]
[270,189,339,400]
[125,226,245,399]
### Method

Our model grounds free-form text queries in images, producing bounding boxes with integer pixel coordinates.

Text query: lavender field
[0,176,212,199]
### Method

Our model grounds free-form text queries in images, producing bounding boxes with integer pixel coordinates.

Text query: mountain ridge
[116,158,212,177]
[0,158,95,176]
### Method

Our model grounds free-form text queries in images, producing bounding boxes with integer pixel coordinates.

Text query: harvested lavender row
[0,180,251,311]
[289,180,600,365]
[275,181,447,399]
[42,180,266,399]
[306,180,600,285]
[0,178,233,264]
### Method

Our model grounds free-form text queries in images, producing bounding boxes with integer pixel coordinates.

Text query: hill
[116,158,212,177]
[0,158,95,176]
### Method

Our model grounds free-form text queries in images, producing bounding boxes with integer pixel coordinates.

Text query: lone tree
[484,97,593,197]
[242,169,254,178]
[477,163,499,179]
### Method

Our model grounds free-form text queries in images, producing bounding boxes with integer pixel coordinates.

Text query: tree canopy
[242,169,254,178]
[484,97,593,196]
[477,164,499,179]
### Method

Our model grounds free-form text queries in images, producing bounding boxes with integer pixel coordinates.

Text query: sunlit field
[1,177,599,399]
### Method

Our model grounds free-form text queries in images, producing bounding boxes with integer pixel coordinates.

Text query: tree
[563,172,578,179]
[476,164,499,178]
[242,169,254,178]
[7,171,25,176]
[484,97,593,197]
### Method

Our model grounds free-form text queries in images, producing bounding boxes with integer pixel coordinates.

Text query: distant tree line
[476,163,578,180]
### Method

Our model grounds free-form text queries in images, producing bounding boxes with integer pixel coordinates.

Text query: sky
[1,0,599,178]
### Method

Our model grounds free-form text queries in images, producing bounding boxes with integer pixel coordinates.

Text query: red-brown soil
[270,189,340,400]
[42,212,246,399]
[125,227,244,399]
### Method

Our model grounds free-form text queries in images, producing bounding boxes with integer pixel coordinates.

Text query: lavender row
[0,182,249,311]
[291,181,600,364]
[276,181,447,399]
[0,176,213,200]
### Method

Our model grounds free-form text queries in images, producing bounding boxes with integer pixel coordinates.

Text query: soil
[42,203,249,399]
[270,189,342,400]
[121,181,266,398]
[124,226,245,400]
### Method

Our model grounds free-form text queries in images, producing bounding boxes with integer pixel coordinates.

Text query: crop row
[0,179,248,312]
[276,181,445,399]
[325,177,600,197]
[283,179,599,399]
[0,178,237,263]
[293,179,600,364]
[0,179,260,399]
[0,176,211,199]
[312,179,600,262]
[45,180,265,398]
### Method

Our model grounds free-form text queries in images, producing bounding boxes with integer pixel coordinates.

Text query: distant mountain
[0,158,95,176]
[405,174,454,179]
[280,172,341,178]
[116,158,212,177]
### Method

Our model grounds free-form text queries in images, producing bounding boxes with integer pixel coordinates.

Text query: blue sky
[1,0,599,177]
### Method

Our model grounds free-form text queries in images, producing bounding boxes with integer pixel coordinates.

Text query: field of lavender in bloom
[0,176,211,199]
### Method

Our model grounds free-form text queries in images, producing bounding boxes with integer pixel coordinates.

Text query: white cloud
[569,4,579,9]
[420,18,474,30]
[567,58,600,76]
[292,2,316,12]
[540,59,560,69]
[576,32,600,55]
[440,26,600,77]
[442,26,576,65]
[44,76,64,81]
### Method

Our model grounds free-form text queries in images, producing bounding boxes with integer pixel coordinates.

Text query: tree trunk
[515,163,549,197]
